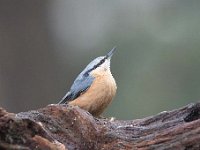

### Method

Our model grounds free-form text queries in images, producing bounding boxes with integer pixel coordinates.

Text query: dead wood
[0,102,200,150]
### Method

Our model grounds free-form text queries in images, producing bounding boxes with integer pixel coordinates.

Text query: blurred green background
[0,0,200,119]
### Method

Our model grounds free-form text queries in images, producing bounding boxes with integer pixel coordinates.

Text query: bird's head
[82,47,116,76]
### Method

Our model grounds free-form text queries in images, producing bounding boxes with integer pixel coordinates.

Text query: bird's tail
[58,92,72,104]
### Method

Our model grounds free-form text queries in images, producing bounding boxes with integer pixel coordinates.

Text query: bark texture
[0,102,200,150]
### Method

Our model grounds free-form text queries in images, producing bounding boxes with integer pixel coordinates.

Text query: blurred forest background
[0,0,200,119]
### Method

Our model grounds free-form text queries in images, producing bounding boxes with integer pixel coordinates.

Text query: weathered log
[0,102,200,150]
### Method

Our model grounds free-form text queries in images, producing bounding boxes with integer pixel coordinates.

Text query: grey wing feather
[58,92,72,104]
[58,74,94,104]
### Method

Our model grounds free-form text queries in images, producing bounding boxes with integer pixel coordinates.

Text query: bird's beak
[106,46,117,59]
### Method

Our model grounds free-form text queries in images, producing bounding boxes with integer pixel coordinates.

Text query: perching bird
[58,47,117,116]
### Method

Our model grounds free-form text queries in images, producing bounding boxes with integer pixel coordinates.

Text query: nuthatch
[58,47,117,116]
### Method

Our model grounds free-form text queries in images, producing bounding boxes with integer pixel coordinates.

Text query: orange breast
[69,70,117,116]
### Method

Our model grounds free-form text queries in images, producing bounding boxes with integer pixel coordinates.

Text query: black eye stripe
[84,57,106,76]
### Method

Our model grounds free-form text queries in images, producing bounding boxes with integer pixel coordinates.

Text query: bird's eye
[99,58,105,66]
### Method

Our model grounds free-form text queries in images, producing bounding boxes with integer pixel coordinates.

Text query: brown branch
[0,102,200,150]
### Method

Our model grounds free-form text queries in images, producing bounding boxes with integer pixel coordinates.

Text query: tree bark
[0,102,200,150]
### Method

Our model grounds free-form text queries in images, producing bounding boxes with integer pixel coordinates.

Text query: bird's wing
[58,91,73,104]
[58,75,94,104]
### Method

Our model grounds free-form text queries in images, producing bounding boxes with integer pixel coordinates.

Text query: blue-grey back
[59,56,105,103]
[69,56,105,98]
